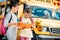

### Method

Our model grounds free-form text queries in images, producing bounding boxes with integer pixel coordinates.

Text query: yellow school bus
[18,0,60,40]
[0,0,60,40]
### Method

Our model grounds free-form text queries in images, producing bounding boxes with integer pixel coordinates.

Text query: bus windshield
[25,4,60,20]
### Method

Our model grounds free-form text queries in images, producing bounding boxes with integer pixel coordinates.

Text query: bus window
[25,5,52,18]
[55,8,60,20]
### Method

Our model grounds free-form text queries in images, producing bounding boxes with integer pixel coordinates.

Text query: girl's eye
[25,14,27,15]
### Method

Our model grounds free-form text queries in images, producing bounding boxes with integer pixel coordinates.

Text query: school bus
[18,0,60,40]
[0,0,60,40]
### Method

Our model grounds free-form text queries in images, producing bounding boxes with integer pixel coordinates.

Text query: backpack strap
[30,17,34,24]
[8,15,12,23]
[20,17,22,21]
[6,14,12,30]
[31,18,34,24]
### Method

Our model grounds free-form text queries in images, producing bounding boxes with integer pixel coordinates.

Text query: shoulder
[4,12,12,19]
[5,12,11,17]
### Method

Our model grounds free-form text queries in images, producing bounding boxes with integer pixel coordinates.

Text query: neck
[0,23,2,25]
[10,9,14,13]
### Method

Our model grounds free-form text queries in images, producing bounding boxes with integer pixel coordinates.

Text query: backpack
[1,24,6,35]
[1,13,12,35]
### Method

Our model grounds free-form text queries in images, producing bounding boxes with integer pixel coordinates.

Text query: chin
[14,12,17,13]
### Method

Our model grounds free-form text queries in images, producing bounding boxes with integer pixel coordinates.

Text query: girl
[19,8,35,40]
[4,2,19,40]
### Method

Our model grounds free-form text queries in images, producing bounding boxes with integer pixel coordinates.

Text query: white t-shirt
[4,12,18,40]
[20,17,33,38]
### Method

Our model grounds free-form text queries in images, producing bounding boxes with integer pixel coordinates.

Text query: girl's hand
[31,25,36,30]
[13,23,18,26]
[18,26,27,30]
[18,27,22,30]
[8,23,18,27]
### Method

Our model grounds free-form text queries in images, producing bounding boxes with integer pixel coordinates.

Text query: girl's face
[13,5,19,13]
[24,13,31,18]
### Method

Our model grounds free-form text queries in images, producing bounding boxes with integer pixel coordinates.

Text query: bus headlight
[42,27,48,32]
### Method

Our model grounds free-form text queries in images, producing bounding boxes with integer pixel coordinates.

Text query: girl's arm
[8,23,18,27]
[31,19,36,30]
